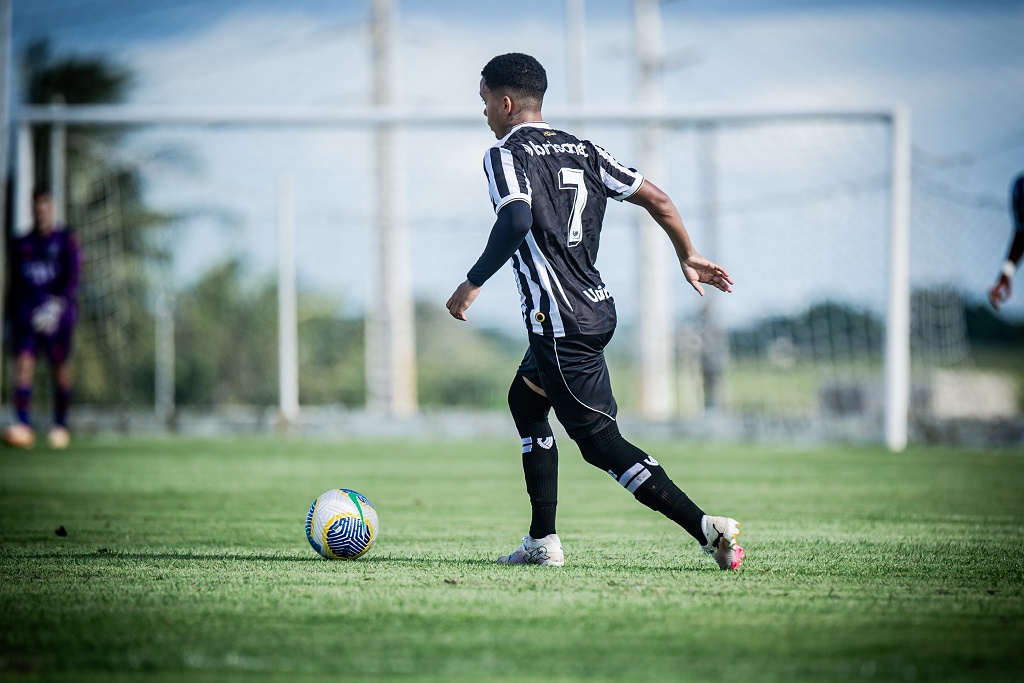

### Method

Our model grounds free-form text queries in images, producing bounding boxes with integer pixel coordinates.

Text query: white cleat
[701,515,744,571]
[47,426,70,450]
[497,533,564,567]
[1,423,36,449]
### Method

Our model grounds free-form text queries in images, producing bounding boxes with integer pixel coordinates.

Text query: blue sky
[10,0,1024,326]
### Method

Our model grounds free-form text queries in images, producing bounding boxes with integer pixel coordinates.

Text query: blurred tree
[174,260,277,406]
[297,294,365,407]
[415,301,520,410]
[174,260,367,408]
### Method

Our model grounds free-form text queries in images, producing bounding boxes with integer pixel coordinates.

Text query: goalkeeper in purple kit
[2,188,80,449]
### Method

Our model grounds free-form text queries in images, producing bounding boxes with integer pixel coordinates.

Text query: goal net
[15,106,963,446]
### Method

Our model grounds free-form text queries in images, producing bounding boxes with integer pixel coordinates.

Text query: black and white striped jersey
[483,121,644,337]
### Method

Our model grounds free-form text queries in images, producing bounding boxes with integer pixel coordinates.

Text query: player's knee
[508,375,552,436]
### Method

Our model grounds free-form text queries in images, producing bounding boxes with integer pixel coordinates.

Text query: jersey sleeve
[592,143,644,201]
[483,146,531,214]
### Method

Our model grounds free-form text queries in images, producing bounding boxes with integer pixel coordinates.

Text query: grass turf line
[1,437,1022,682]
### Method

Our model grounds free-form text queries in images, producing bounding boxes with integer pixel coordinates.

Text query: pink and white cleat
[701,515,744,570]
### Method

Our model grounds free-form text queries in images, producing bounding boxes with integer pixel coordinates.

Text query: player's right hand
[446,280,481,321]
[989,275,1011,310]
[681,254,734,296]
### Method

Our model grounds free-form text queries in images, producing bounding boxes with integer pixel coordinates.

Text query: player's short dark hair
[481,53,547,107]
[32,187,52,202]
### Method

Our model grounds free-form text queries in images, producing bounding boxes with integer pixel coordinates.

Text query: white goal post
[6,102,912,451]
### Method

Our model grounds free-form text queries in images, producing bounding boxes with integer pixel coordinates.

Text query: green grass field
[1,436,1022,682]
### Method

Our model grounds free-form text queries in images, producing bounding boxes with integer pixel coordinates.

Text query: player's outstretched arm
[625,180,734,296]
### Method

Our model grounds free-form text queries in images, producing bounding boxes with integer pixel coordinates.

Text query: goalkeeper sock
[54,387,72,428]
[13,386,32,426]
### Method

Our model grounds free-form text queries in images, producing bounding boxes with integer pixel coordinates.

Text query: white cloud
[108,2,1024,326]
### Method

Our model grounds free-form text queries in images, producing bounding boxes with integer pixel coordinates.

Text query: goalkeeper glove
[31,296,65,335]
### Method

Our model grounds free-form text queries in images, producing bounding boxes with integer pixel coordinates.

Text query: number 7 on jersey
[559,167,588,248]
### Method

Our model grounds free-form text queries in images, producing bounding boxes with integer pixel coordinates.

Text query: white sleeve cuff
[1001,260,1017,279]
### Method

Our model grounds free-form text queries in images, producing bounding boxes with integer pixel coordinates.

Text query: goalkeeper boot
[701,515,744,571]
[47,426,70,450]
[1,423,36,449]
[497,533,564,566]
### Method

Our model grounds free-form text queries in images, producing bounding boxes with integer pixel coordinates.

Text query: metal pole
[634,0,674,419]
[277,172,300,424]
[884,105,912,452]
[15,122,31,235]
[696,123,725,412]
[49,103,66,224]
[0,0,12,405]
[368,0,416,417]
[566,0,586,108]
[154,285,175,428]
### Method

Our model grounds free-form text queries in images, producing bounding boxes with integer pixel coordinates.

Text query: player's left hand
[446,280,482,321]
[989,275,1011,310]
[681,254,733,296]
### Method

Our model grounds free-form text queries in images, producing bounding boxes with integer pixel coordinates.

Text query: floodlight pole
[634,0,674,420]
[368,0,417,418]
[566,0,586,110]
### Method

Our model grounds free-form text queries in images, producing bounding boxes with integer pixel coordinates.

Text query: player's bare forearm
[626,180,734,296]
[446,280,481,321]
[991,230,1024,309]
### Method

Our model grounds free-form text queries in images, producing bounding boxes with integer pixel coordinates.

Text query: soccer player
[988,173,1024,310]
[2,188,80,450]
[446,53,743,570]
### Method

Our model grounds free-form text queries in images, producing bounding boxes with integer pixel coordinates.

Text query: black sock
[522,431,558,539]
[633,478,707,544]
[508,377,558,539]
[577,424,706,544]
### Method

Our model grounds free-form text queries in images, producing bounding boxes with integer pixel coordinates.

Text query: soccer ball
[305,488,379,560]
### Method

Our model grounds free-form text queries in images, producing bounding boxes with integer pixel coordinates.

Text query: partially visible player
[989,173,1024,310]
[2,188,80,449]
[446,53,743,570]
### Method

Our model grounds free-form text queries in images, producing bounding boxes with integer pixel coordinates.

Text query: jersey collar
[497,121,551,145]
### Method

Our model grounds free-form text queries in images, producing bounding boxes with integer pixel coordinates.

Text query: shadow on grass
[10,550,498,568]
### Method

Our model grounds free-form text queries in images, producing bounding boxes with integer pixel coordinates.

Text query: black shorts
[516,330,618,440]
